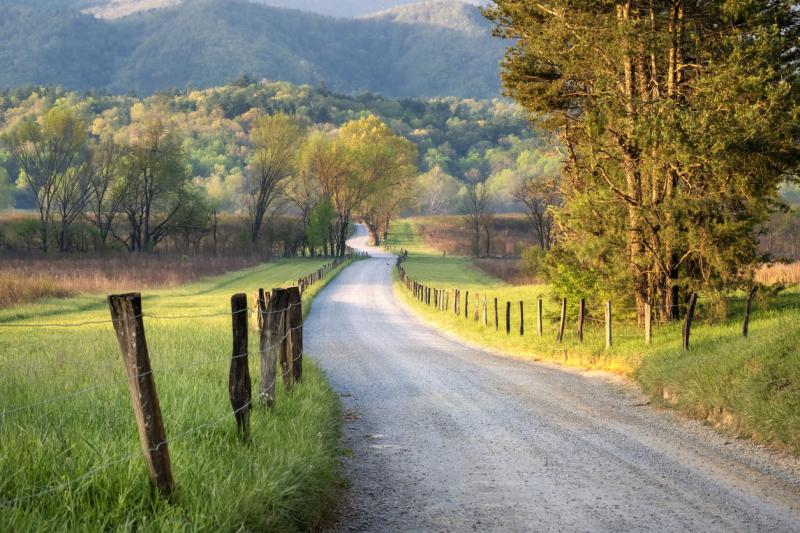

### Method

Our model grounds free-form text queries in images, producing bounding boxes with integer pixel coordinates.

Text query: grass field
[387,220,800,453]
[0,258,352,531]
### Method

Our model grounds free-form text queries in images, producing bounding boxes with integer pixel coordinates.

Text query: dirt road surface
[305,225,800,532]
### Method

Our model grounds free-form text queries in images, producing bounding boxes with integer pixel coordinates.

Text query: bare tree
[86,138,126,249]
[462,174,494,258]
[512,175,559,250]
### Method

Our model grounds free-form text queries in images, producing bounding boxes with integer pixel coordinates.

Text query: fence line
[395,250,759,350]
[0,254,366,505]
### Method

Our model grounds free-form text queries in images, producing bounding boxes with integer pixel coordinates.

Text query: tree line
[1,102,416,256]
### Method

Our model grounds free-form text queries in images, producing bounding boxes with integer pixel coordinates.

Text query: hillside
[0,0,503,98]
[362,0,489,34]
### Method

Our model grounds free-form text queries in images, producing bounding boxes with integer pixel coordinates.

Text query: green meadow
[0,258,350,531]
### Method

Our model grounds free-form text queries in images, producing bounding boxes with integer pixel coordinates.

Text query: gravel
[305,226,800,532]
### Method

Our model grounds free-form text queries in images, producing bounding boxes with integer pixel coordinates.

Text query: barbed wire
[0,350,303,507]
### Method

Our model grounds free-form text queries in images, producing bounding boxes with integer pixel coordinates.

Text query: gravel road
[305,225,800,532]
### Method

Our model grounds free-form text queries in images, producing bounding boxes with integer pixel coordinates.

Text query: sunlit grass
[389,220,800,453]
[0,258,351,531]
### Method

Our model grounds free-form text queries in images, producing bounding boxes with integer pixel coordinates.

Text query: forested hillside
[0,0,503,98]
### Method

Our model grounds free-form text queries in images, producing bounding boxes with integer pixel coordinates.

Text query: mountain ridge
[0,0,504,98]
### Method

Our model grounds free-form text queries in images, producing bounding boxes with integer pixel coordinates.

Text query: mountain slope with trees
[0,0,503,98]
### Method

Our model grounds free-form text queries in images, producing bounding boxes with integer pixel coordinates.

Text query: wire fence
[394,250,761,350]
[0,253,366,507]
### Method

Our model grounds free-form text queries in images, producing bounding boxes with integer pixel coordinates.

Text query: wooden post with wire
[743,286,757,338]
[108,293,174,498]
[577,298,585,343]
[506,301,511,335]
[261,288,289,407]
[483,296,488,327]
[537,298,543,337]
[682,293,698,351]
[557,298,567,343]
[644,302,652,344]
[229,293,251,439]
[605,301,613,349]
[286,286,303,385]
[494,298,499,331]
[465,290,469,318]
[519,301,524,336]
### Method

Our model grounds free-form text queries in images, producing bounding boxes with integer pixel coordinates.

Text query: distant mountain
[0,0,504,98]
[362,1,489,34]
[76,0,485,19]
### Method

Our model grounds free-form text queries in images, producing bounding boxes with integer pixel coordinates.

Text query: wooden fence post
[229,294,251,438]
[474,293,480,321]
[577,298,585,343]
[557,298,567,342]
[483,296,488,327]
[286,287,303,385]
[108,293,174,497]
[261,288,289,407]
[506,301,511,335]
[743,286,757,337]
[644,302,652,344]
[494,298,499,331]
[605,301,613,349]
[682,293,698,351]
[519,301,524,336]
[465,291,469,318]
[537,298,543,337]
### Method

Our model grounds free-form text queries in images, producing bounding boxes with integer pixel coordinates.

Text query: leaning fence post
[605,301,613,349]
[577,298,585,343]
[557,298,567,342]
[229,294,251,439]
[644,302,652,344]
[743,286,757,337]
[682,293,698,351]
[108,293,174,497]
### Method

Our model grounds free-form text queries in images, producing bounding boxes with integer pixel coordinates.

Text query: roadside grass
[0,258,352,531]
[388,221,800,453]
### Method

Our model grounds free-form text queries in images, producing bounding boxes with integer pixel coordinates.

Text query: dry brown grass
[756,262,800,286]
[473,258,533,285]
[0,255,261,307]
[414,214,538,258]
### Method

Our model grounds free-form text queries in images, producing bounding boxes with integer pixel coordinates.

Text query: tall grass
[757,261,800,285]
[389,221,800,453]
[0,255,263,307]
[0,258,350,530]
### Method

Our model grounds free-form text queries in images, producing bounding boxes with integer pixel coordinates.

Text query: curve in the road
[305,224,800,532]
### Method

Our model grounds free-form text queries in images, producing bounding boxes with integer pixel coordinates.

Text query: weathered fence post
[577,298,585,343]
[494,298,499,331]
[537,298,543,337]
[483,296,488,327]
[286,287,303,385]
[644,302,652,344]
[605,301,613,349]
[230,294,251,438]
[474,293,480,321]
[519,301,524,336]
[506,301,511,335]
[557,298,567,343]
[261,288,289,407]
[465,291,469,318]
[682,293,698,351]
[743,286,757,338]
[108,293,174,497]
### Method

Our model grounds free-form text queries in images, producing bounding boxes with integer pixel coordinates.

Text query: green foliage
[306,198,334,250]
[486,1,800,316]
